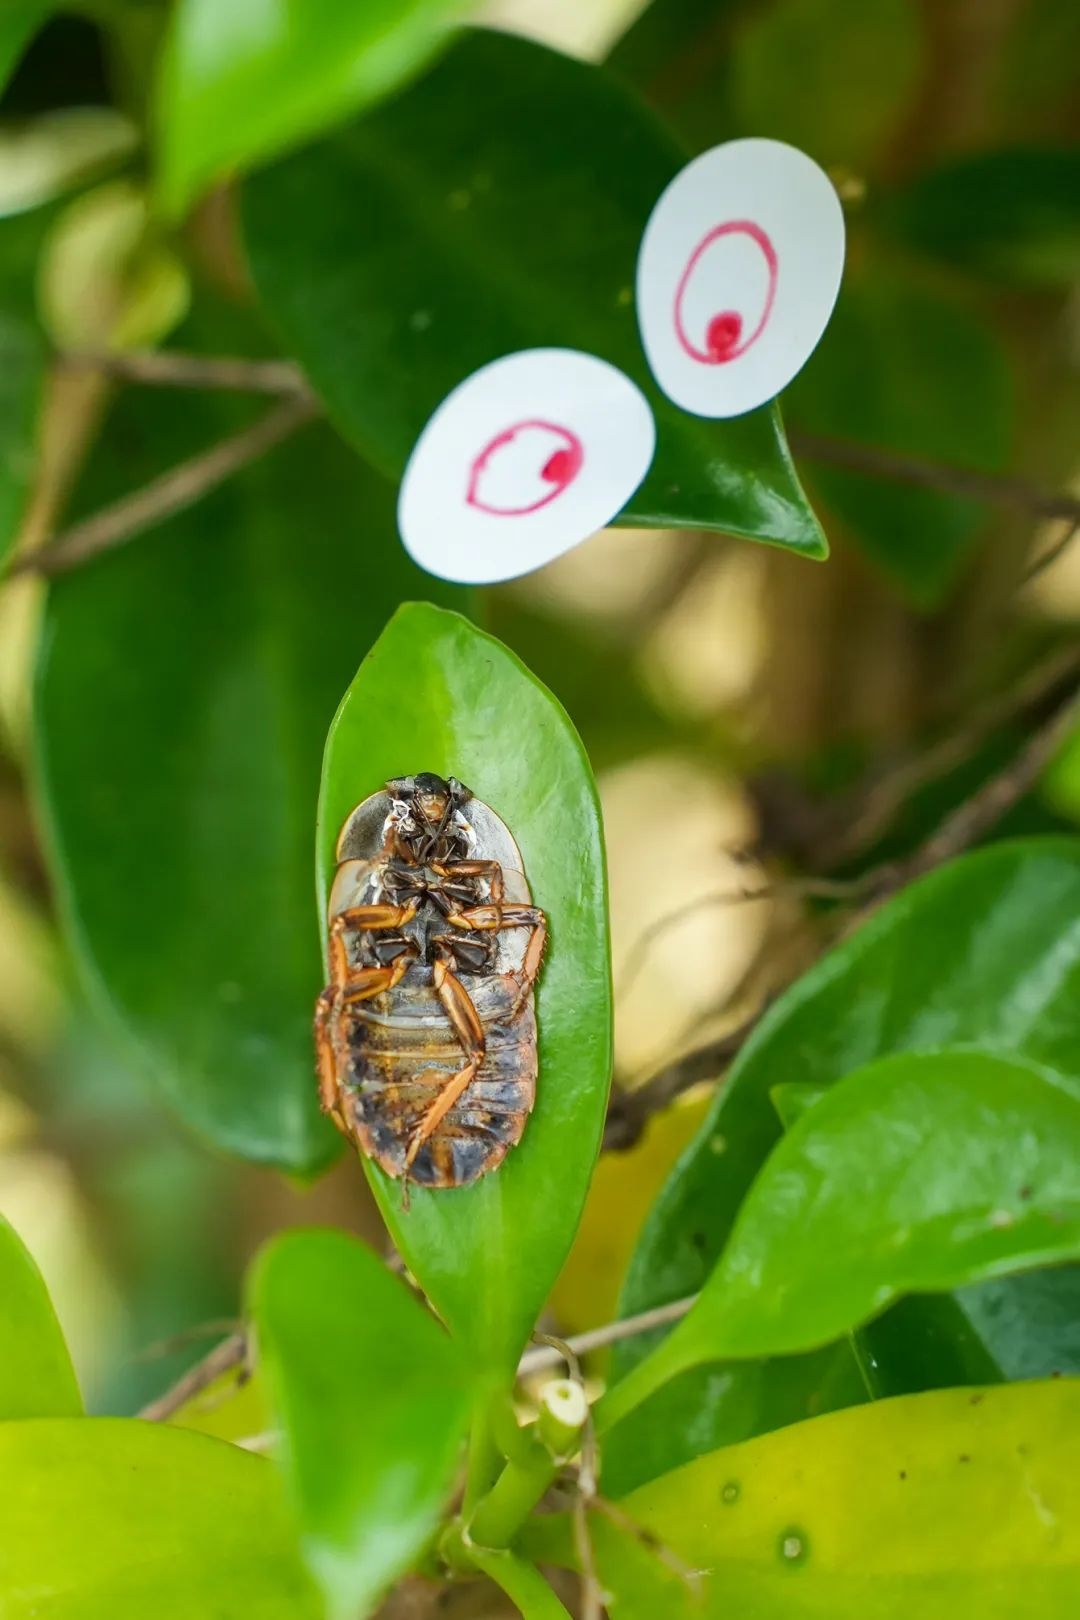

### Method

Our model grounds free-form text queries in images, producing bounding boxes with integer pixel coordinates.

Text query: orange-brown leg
[432,859,505,905]
[328,900,419,984]
[402,957,486,1180]
[315,954,416,1139]
[315,986,347,1133]
[444,903,548,1017]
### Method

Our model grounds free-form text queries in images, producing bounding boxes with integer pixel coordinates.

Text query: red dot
[541,440,583,489]
[706,310,743,361]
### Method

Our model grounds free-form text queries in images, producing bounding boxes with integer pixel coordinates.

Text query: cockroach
[315,773,546,1195]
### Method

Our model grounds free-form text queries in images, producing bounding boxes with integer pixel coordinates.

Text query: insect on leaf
[316,603,612,1378]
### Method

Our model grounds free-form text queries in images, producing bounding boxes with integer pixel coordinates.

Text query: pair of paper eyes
[399,139,845,585]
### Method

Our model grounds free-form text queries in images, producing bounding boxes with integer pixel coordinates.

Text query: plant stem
[465,1546,574,1617]
[468,1434,561,1548]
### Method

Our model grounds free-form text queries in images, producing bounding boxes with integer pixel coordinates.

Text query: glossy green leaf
[612,840,1080,1469]
[732,0,922,169]
[251,1228,475,1619]
[880,148,1080,286]
[0,1418,319,1617]
[526,1381,1080,1619]
[0,2,50,97]
[156,0,460,218]
[0,1216,80,1420]
[243,28,826,558]
[33,317,458,1172]
[317,603,611,1375]
[787,270,1013,606]
[600,1338,868,1498]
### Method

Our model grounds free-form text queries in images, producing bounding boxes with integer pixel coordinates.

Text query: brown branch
[789,428,1080,525]
[605,671,1080,1149]
[138,1330,248,1422]
[1023,518,1080,586]
[5,396,317,581]
[59,348,314,399]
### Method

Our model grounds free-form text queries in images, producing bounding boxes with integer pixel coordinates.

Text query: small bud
[538,1377,588,1459]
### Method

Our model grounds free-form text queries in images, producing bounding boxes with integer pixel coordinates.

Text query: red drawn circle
[465,419,584,517]
[673,220,778,366]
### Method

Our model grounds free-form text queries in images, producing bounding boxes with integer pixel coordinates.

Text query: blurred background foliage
[0,0,1078,1433]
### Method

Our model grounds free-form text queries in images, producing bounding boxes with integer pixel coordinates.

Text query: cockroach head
[386,772,472,829]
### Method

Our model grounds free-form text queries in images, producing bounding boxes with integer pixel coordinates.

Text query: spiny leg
[402,956,486,1180]
[444,902,548,1017]
[315,986,346,1133]
[328,899,419,985]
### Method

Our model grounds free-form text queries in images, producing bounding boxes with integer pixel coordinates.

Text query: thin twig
[602,1012,762,1153]
[51,350,1080,528]
[4,395,317,580]
[1023,517,1080,586]
[138,1331,248,1422]
[608,671,1080,1145]
[59,348,314,398]
[518,1297,696,1376]
[615,875,855,1005]
[130,1318,242,1364]
[818,642,1080,870]
[790,428,1080,524]
[861,683,1080,904]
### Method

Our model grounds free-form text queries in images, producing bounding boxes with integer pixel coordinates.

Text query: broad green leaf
[525,1381,1080,1619]
[732,0,922,169]
[880,148,1080,287]
[251,1228,475,1619]
[243,28,826,558]
[604,1050,1080,1409]
[0,206,48,566]
[33,315,458,1172]
[317,603,612,1375]
[156,0,461,218]
[0,1216,80,1419]
[600,1337,868,1498]
[787,270,1013,606]
[0,2,50,97]
[612,841,1080,1471]
[0,1418,319,1617]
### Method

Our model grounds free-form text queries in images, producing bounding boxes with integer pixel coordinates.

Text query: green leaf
[33,317,458,1172]
[155,0,460,219]
[251,1228,475,1619]
[614,1051,1080,1402]
[731,0,922,170]
[600,1338,869,1499]
[880,148,1080,287]
[0,1418,319,1617]
[243,28,826,558]
[526,1380,1080,1619]
[317,603,611,1374]
[787,270,1013,607]
[0,1216,81,1420]
[0,2,50,97]
[612,841,1080,1467]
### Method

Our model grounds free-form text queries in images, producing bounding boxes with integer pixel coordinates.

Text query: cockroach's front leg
[431,859,505,905]
[444,903,548,1017]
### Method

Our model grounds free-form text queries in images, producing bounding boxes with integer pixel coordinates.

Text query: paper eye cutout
[636,138,845,419]
[398,349,656,584]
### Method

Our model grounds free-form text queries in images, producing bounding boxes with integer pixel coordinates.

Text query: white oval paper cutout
[398,349,656,585]
[636,138,845,419]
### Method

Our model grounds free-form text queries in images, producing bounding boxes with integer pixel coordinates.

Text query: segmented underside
[337,970,538,1188]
